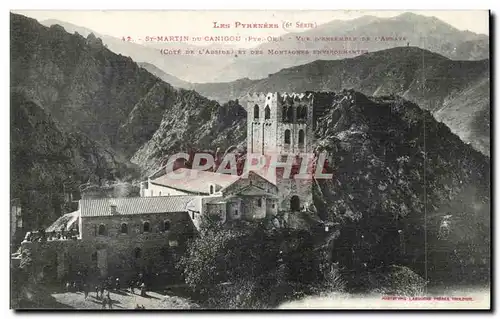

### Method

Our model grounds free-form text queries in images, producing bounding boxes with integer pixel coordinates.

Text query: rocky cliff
[312,90,490,284]
[10,91,135,230]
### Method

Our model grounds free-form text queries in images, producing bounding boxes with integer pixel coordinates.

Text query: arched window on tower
[298,129,305,145]
[265,105,270,120]
[297,106,307,121]
[284,129,291,145]
[254,104,259,119]
[287,106,294,122]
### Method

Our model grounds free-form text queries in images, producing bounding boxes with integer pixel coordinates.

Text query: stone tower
[245,92,316,216]
[246,92,315,156]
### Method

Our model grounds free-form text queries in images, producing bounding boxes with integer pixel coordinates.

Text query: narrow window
[164,220,171,231]
[282,107,288,122]
[290,196,300,211]
[98,224,106,236]
[257,198,262,207]
[134,247,141,259]
[253,104,259,119]
[298,129,305,145]
[287,106,293,122]
[265,105,270,120]
[143,221,150,233]
[297,106,307,120]
[120,223,128,234]
[284,129,291,144]
[210,185,214,194]
[159,191,162,196]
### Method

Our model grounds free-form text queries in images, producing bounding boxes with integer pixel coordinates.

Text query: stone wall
[19,229,191,285]
[275,178,314,212]
[18,211,196,284]
[81,211,194,241]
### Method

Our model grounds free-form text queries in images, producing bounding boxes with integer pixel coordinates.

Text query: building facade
[19,196,197,283]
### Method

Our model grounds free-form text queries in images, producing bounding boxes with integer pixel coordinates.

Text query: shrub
[366,265,427,296]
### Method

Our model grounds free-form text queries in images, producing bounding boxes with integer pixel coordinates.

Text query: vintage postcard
[10,10,491,310]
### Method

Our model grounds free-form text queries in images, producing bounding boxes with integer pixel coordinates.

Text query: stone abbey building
[16,92,325,284]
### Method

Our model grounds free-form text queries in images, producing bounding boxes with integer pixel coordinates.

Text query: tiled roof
[151,168,240,194]
[80,196,196,217]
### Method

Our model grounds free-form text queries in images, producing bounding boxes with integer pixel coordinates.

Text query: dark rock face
[312,90,490,284]
[131,98,247,175]
[10,91,134,230]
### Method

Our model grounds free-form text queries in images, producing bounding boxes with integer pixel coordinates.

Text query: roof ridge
[80,195,196,202]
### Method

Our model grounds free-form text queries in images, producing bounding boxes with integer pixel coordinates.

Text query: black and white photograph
[9,9,491,310]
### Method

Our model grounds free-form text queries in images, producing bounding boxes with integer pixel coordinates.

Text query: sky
[13,10,489,47]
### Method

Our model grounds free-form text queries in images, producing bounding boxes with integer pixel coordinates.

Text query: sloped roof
[151,168,240,194]
[80,196,196,217]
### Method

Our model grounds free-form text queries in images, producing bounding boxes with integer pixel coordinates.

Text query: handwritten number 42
[122,36,132,42]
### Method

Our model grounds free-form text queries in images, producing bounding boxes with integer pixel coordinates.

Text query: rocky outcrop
[10,91,133,229]
[312,90,490,284]
[131,98,247,175]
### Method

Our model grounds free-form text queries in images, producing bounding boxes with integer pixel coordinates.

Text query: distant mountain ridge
[212,12,488,81]
[137,62,191,89]
[40,12,489,83]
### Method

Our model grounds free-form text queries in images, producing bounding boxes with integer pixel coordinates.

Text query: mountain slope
[312,90,490,284]
[193,47,490,156]
[10,90,132,229]
[131,98,247,175]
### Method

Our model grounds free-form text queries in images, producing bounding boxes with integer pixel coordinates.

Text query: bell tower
[246,92,314,156]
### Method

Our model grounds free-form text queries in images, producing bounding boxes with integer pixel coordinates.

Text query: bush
[178,223,348,308]
[178,223,278,294]
[364,265,427,296]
